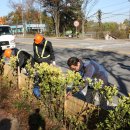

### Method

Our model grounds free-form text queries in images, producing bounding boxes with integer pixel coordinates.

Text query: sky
[87,0,130,23]
[0,0,12,17]
[0,0,19,17]
[0,0,130,23]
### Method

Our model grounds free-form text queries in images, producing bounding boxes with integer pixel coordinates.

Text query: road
[16,37,130,98]
[16,37,130,54]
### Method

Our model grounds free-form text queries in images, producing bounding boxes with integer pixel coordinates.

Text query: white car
[0,25,16,50]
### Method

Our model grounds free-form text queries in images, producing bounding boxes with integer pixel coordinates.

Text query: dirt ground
[0,79,64,130]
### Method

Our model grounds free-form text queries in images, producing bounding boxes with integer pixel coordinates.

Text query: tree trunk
[82,17,85,38]
[54,10,60,37]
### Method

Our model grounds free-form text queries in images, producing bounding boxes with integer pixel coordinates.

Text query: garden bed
[0,63,129,130]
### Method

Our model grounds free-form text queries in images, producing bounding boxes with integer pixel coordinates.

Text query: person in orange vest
[4,48,35,72]
[33,34,56,65]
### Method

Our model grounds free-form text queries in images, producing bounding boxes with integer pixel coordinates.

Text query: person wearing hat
[33,34,56,99]
[4,48,41,100]
[4,48,35,72]
[33,34,55,65]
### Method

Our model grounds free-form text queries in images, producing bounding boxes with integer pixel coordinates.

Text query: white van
[0,25,16,50]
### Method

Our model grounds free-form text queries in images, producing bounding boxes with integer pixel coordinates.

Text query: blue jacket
[79,59,108,86]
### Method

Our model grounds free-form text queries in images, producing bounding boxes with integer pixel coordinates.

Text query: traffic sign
[74,20,79,27]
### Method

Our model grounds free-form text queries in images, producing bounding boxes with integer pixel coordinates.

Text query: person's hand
[51,61,56,66]
[66,91,72,99]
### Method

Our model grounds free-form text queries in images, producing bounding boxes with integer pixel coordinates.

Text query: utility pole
[128,0,130,39]
[21,0,26,36]
[97,9,102,39]
[129,10,130,39]
[39,2,42,33]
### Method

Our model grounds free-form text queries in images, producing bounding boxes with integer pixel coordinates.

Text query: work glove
[51,61,56,66]
[80,85,88,96]
[33,85,41,99]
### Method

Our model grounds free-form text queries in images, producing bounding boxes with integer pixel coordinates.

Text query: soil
[0,79,64,130]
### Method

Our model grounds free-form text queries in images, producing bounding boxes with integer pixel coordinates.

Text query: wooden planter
[3,64,97,120]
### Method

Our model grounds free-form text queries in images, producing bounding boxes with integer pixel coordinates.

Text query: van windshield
[0,26,12,35]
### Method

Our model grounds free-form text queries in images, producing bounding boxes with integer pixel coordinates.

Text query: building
[10,24,46,34]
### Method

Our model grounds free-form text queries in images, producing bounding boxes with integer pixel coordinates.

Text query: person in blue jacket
[67,57,108,86]
[67,57,109,107]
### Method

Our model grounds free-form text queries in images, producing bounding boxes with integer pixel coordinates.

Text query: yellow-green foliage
[87,78,118,103]
[66,70,85,93]
[9,56,17,69]
[0,57,4,75]
[26,62,85,96]
[66,70,83,85]
[97,94,130,129]
[7,60,130,129]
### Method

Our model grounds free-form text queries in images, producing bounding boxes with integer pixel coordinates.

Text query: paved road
[16,37,130,54]
[16,37,130,97]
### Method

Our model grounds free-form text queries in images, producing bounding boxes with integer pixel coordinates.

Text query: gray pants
[74,88,107,109]
[67,84,108,109]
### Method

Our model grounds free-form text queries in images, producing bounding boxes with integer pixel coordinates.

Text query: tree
[60,10,76,34]
[8,0,39,24]
[37,0,75,37]
[81,0,98,38]
[123,19,129,27]
[7,0,98,37]
[103,22,118,32]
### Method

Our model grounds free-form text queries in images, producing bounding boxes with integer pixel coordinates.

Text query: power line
[101,6,130,21]
[98,1,128,10]
[87,12,97,19]
[88,11,129,22]
[102,11,129,16]
[88,9,129,20]
[102,5,130,15]
[102,14,129,20]
[86,1,130,22]
[88,3,130,22]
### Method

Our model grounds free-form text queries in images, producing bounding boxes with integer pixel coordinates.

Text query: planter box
[3,64,97,119]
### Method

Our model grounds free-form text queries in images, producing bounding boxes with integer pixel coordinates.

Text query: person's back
[81,59,108,86]
[79,59,109,108]
[4,48,34,71]
[17,50,34,69]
